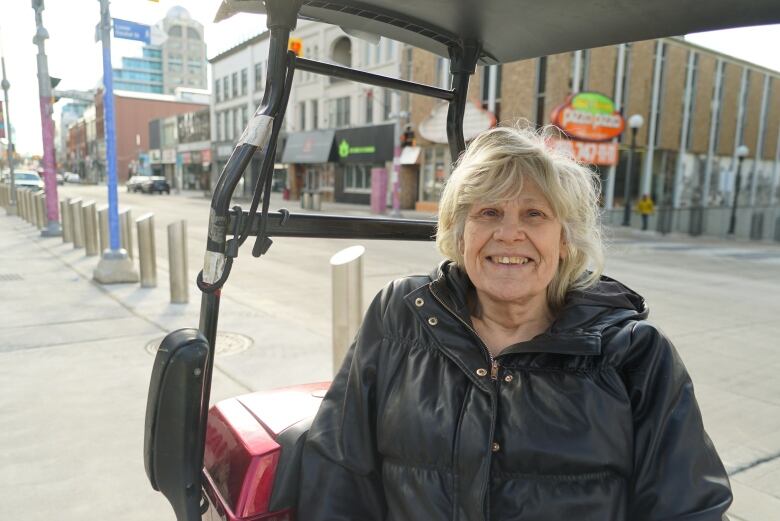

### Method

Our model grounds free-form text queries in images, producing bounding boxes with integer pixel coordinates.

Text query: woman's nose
[493,216,526,241]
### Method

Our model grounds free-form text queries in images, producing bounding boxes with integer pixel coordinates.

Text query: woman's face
[461,178,566,308]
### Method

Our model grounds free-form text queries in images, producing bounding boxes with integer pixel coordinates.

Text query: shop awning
[281,130,335,164]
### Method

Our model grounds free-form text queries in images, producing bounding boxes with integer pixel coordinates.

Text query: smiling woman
[300,125,732,520]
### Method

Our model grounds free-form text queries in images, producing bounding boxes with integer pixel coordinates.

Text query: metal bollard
[82,202,99,256]
[23,191,30,223]
[61,199,72,243]
[120,209,134,259]
[19,191,26,222]
[167,220,188,304]
[303,191,312,210]
[312,192,322,211]
[36,193,46,229]
[97,206,109,253]
[136,213,156,288]
[70,198,84,248]
[330,245,365,376]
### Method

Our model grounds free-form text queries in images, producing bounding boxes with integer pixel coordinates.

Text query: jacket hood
[428,260,648,339]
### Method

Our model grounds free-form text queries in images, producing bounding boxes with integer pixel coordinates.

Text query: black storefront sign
[334,124,394,164]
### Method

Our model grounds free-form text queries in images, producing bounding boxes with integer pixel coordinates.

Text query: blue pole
[99,0,120,251]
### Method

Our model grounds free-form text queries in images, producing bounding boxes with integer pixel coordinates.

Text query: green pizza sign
[338,139,376,158]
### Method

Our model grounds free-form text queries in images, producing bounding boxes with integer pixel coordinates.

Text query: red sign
[201,149,211,164]
[551,92,625,142]
[550,138,618,166]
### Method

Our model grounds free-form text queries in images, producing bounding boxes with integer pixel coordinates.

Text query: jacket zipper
[429,288,499,376]
[429,286,499,520]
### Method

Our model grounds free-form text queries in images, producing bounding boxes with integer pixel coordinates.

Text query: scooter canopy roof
[215,0,780,64]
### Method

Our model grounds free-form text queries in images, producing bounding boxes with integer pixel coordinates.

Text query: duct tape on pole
[98,205,109,253]
[83,201,99,256]
[330,245,365,376]
[60,199,72,243]
[167,220,188,303]
[70,198,84,248]
[120,208,133,258]
[136,213,156,288]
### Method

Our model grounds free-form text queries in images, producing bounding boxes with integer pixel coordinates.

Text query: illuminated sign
[338,139,376,158]
[551,92,625,142]
[550,138,618,166]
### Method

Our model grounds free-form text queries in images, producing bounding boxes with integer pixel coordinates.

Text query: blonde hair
[436,124,605,310]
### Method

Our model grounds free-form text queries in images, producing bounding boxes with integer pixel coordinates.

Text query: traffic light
[401,125,415,147]
[288,38,303,56]
[50,76,61,103]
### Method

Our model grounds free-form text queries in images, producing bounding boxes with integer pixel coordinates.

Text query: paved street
[1,186,779,520]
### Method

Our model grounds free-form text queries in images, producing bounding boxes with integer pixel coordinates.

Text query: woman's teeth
[492,256,529,265]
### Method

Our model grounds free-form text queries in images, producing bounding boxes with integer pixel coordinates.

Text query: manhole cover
[145,331,253,357]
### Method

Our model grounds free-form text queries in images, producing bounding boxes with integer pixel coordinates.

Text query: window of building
[254,62,264,91]
[421,145,452,201]
[481,65,502,121]
[652,41,668,146]
[374,39,381,64]
[332,37,352,67]
[330,96,351,127]
[299,101,307,130]
[242,106,248,132]
[241,68,248,96]
[385,39,395,61]
[737,69,751,147]
[218,111,225,141]
[363,41,371,67]
[535,56,547,127]
[168,25,182,37]
[365,91,374,124]
[143,47,162,59]
[435,58,451,89]
[684,52,699,150]
[169,62,182,72]
[223,76,230,100]
[311,99,318,129]
[226,110,233,140]
[187,27,200,39]
[382,88,392,121]
[344,164,372,193]
[231,72,239,98]
[188,62,201,74]
[570,50,590,93]
[215,80,221,103]
[235,107,243,137]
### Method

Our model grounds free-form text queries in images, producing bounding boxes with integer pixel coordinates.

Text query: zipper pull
[490,359,499,380]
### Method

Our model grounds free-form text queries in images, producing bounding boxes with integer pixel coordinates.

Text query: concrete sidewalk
[1,203,779,520]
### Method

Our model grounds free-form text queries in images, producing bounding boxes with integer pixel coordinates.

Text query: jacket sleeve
[297,289,389,520]
[623,322,732,521]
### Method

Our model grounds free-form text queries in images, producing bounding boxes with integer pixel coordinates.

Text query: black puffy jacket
[299,261,731,520]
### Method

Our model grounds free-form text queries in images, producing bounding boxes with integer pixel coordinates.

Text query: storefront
[281,130,336,201]
[333,124,394,205]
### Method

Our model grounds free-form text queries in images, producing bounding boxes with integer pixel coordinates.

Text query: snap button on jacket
[299,261,732,520]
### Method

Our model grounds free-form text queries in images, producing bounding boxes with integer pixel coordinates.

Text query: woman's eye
[479,208,499,217]
[528,209,545,218]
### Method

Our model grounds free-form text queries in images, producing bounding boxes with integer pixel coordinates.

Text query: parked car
[63,172,81,184]
[3,171,45,191]
[127,175,171,194]
[56,173,64,185]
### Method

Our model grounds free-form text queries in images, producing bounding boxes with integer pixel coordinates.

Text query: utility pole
[1,52,16,215]
[31,0,61,236]
[93,0,138,283]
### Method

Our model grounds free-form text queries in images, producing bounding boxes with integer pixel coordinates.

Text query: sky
[1,1,779,156]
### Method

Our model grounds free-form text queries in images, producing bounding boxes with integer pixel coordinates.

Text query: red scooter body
[201,383,330,521]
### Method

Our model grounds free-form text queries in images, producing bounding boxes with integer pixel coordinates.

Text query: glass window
[344,164,373,192]
[330,97,351,127]
[223,76,230,99]
[385,39,395,61]
[299,101,307,130]
[254,62,264,91]
[187,27,200,39]
[535,56,547,127]
[421,146,451,201]
[382,89,392,121]
[235,107,242,137]
[365,92,373,124]
[231,72,239,98]
[241,68,248,95]
[168,25,182,38]
[226,110,233,140]
[311,100,318,129]
[214,79,221,103]
[169,62,182,72]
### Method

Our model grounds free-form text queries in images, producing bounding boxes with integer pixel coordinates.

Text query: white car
[5,171,45,191]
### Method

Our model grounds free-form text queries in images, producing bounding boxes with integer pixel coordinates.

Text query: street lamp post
[622,114,644,226]
[727,145,750,235]
[1,54,16,214]
[31,0,61,236]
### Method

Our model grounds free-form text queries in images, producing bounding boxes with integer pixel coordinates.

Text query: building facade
[209,19,408,205]
[112,6,207,95]
[149,108,211,190]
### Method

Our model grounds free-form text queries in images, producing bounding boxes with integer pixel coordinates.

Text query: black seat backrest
[144,328,209,521]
